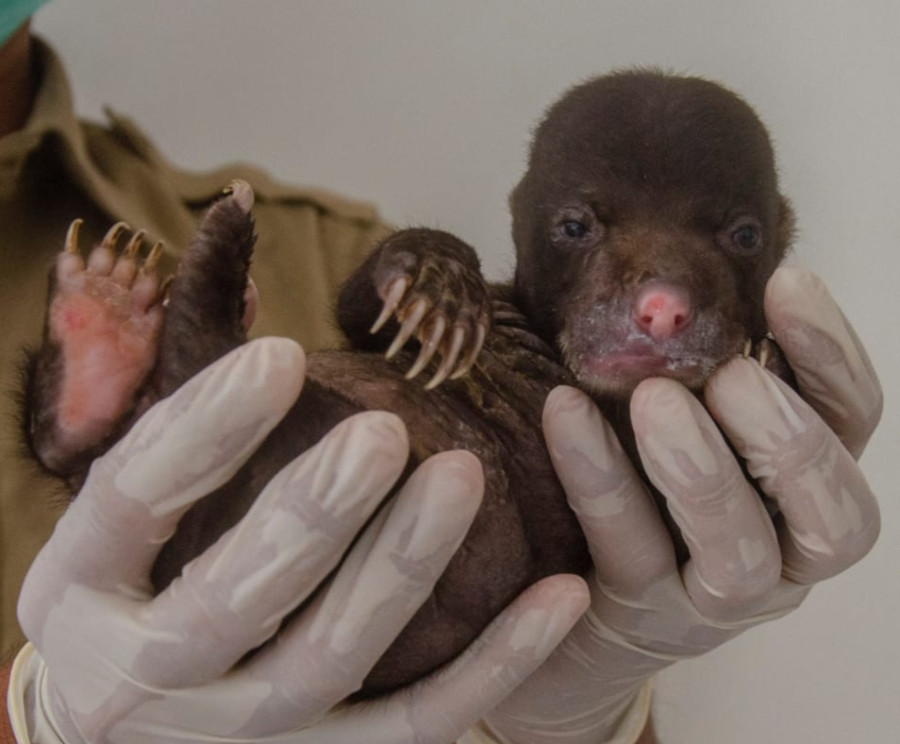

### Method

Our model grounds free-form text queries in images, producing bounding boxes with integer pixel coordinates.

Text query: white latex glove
[14,337,590,744]
[479,267,882,744]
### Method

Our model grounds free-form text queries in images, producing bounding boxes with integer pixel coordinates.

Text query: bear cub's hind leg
[25,221,165,478]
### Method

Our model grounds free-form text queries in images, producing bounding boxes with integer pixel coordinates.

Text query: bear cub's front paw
[369,228,491,389]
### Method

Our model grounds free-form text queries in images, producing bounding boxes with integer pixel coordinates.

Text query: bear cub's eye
[732,223,762,251]
[718,216,764,255]
[563,221,588,239]
[551,207,604,247]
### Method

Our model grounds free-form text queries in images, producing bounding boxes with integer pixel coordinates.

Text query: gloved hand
[13,337,590,744]
[478,267,882,744]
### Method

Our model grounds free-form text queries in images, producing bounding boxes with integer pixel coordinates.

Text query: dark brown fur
[511,71,792,397]
[22,69,793,696]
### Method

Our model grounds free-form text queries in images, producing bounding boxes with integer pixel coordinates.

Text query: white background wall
[33,1,899,741]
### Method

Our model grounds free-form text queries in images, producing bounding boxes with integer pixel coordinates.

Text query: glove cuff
[7,644,67,744]
[458,679,653,744]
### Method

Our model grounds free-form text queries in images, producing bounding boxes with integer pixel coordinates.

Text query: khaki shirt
[0,38,390,652]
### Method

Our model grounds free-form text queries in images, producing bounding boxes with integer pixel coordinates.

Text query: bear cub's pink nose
[634,283,693,341]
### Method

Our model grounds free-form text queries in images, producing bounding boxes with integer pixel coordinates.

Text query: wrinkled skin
[26,70,801,695]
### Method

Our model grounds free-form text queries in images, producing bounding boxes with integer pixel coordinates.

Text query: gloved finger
[705,357,880,584]
[631,379,782,622]
[542,386,675,596]
[18,338,305,630]
[227,450,485,730]
[134,411,410,689]
[765,267,882,458]
[319,575,591,744]
[75,449,482,741]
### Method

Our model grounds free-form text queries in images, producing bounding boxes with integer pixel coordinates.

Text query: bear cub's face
[511,71,793,396]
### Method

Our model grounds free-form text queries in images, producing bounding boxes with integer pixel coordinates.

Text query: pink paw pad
[48,219,166,451]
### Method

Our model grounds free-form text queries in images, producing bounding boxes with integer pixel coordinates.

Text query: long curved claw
[450,322,487,380]
[386,299,428,359]
[370,276,410,334]
[101,222,131,251]
[406,316,446,380]
[757,338,771,369]
[742,338,752,358]
[65,219,83,253]
[124,229,148,260]
[141,242,164,274]
[224,179,254,213]
[159,274,174,304]
[425,326,465,390]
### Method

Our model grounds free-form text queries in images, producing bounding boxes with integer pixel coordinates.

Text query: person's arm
[474,266,881,744]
